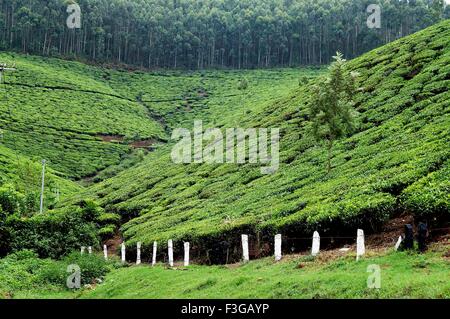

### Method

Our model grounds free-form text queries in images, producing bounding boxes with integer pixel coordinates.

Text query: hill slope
[72,20,450,257]
[0,53,309,180]
[0,143,82,202]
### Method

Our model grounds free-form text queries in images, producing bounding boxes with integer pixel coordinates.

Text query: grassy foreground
[10,246,449,299]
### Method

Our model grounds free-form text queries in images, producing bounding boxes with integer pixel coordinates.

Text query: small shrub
[238,78,249,90]
[6,208,99,259]
[0,185,25,215]
[63,252,110,285]
[98,224,116,239]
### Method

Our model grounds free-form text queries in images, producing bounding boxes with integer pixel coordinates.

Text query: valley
[0,18,448,299]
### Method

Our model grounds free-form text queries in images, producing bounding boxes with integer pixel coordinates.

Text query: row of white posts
[244,229,366,262]
[80,246,92,255]
[87,229,403,265]
[114,240,189,267]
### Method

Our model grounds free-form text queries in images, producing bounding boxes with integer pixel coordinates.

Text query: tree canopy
[0,0,448,69]
[310,52,359,172]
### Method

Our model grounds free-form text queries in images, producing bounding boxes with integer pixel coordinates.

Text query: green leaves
[5,207,99,259]
[309,52,359,172]
[401,161,450,221]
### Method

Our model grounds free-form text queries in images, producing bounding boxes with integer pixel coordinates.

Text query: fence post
[152,241,157,266]
[356,229,365,261]
[121,243,126,263]
[241,234,249,262]
[184,242,190,267]
[103,245,108,260]
[80,246,85,255]
[274,234,282,261]
[136,242,141,265]
[311,231,320,256]
[168,239,174,267]
[88,246,92,254]
[395,236,402,251]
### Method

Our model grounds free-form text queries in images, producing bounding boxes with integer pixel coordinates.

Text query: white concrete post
[88,246,92,254]
[103,245,108,260]
[274,234,282,261]
[121,243,126,263]
[311,231,320,256]
[241,234,249,262]
[152,241,157,266]
[136,242,141,265]
[395,236,402,251]
[81,246,85,255]
[356,229,365,261]
[168,239,174,267]
[184,242,190,267]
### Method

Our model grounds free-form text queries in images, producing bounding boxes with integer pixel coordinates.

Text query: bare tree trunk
[327,139,333,173]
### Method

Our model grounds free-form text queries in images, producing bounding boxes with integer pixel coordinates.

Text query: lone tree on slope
[309,52,359,173]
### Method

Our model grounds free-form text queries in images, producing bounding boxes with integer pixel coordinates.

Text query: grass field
[7,245,450,299]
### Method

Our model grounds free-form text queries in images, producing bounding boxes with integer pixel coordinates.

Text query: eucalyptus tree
[0,0,447,69]
[309,52,359,173]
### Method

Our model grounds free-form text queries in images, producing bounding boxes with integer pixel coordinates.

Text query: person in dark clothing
[209,240,231,264]
[401,224,414,250]
[417,222,429,252]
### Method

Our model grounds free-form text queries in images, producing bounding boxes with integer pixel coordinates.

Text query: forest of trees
[0,0,448,69]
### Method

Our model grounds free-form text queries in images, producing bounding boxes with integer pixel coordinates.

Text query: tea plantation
[0,20,448,262]
[0,18,449,300]
[61,20,450,256]
[0,52,314,180]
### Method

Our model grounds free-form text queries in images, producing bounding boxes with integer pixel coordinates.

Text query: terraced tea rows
[0,53,308,179]
[71,20,450,255]
[1,21,448,262]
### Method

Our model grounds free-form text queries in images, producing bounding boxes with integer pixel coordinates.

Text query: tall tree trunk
[327,139,333,173]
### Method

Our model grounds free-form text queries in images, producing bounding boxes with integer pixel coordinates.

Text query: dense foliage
[0,190,118,257]
[310,52,359,172]
[0,250,113,298]
[0,0,448,69]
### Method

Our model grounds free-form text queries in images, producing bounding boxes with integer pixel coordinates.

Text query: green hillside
[0,20,449,262]
[0,53,310,179]
[68,20,450,255]
[0,17,449,301]
[0,143,82,202]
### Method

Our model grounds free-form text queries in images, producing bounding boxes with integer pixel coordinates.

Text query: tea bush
[5,207,98,259]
